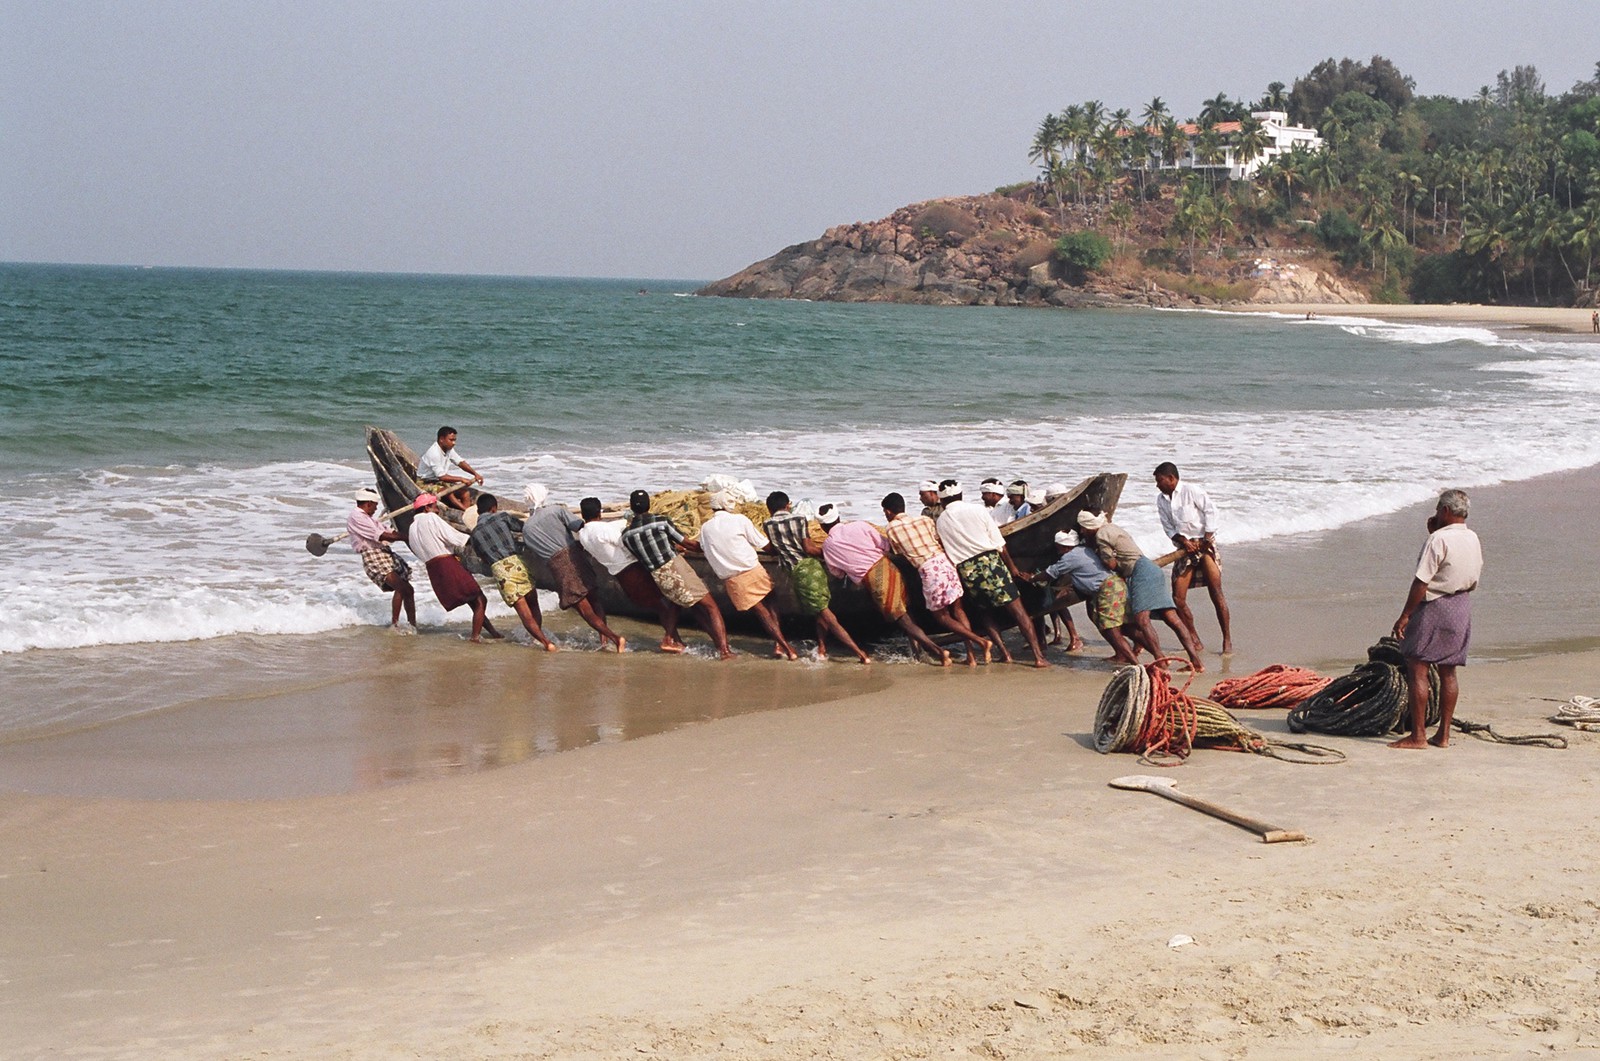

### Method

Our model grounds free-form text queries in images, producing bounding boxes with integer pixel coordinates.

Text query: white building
[1092,110,1323,181]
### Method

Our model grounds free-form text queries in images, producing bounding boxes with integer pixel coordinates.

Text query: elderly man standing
[698,492,797,660]
[820,506,951,666]
[406,493,500,643]
[347,487,416,631]
[520,483,625,652]
[764,491,871,664]
[1154,461,1233,654]
[935,480,1048,668]
[621,489,733,660]
[1391,489,1482,749]
[1077,509,1202,672]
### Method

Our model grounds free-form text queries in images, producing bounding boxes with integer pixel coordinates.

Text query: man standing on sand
[1592,310,1598,333]
[576,497,684,654]
[763,492,871,664]
[1154,462,1234,654]
[416,426,483,512]
[406,493,501,643]
[467,494,560,652]
[880,492,991,666]
[935,480,1049,667]
[520,484,625,652]
[621,489,733,659]
[697,492,797,660]
[1391,489,1482,749]
[820,506,951,666]
[346,487,417,632]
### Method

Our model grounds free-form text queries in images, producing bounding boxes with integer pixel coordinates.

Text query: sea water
[3,263,1599,713]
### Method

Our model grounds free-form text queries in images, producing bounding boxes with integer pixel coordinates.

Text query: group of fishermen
[342,427,1236,670]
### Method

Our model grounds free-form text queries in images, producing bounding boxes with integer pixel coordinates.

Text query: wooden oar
[1109,775,1308,843]
[304,481,472,557]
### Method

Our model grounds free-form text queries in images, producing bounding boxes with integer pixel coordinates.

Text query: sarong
[544,544,598,610]
[789,557,831,617]
[1125,555,1174,614]
[1172,540,1220,588]
[490,554,535,608]
[863,556,909,621]
[955,550,1018,610]
[651,554,709,608]
[360,546,410,590]
[1089,574,1129,630]
[424,555,482,612]
[615,561,664,609]
[917,552,963,611]
[1401,592,1472,666]
[722,565,773,612]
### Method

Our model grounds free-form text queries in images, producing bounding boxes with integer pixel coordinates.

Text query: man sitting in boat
[416,426,482,513]
[467,494,559,652]
[520,484,625,652]
[1006,480,1032,519]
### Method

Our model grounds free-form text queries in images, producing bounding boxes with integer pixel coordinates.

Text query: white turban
[1055,530,1080,548]
[938,481,962,500]
[1007,480,1028,495]
[1044,481,1068,500]
[918,479,938,493]
[1027,488,1046,507]
[524,483,550,509]
[1076,510,1108,531]
[817,503,840,527]
[708,490,733,511]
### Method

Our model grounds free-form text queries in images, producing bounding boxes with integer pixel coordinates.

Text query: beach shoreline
[1230,300,1600,336]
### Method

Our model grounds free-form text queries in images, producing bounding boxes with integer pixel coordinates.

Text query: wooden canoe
[365,426,1125,630]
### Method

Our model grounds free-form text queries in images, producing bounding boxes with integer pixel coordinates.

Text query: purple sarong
[1401,592,1472,666]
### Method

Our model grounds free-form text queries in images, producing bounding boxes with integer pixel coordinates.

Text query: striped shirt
[468,511,524,565]
[882,513,943,568]
[762,511,814,570]
[622,512,685,571]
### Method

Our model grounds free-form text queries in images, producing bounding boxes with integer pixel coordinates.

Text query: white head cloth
[1055,530,1080,548]
[1044,481,1068,500]
[817,503,840,527]
[938,481,962,500]
[708,490,733,511]
[918,479,938,493]
[1027,488,1046,507]
[1077,510,1108,531]
[524,483,550,509]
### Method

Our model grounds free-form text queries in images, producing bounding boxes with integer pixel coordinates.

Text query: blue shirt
[1044,547,1112,597]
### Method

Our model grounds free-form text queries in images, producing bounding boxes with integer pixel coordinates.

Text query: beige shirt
[1092,522,1144,579]
[1415,522,1482,601]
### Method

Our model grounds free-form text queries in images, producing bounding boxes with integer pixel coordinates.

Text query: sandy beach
[3,464,1598,1057]
[1234,301,1600,336]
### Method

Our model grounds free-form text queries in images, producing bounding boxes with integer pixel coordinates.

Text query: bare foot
[613,636,626,653]
[1045,633,1062,646]
[1428,733,1450,748]
[1068,638,1085,651]
[964,651,978,668]
[1190,660,1207,674]
[937,650,952,667]
[543,641,560,653]
[659,640,685,654]
[1032,658,1050,668]
[1389,735,1429,748]
[981,640,993,664]
[718,649,736,661]
[1221,640,1235,654]
[856,652,872,665]
[485,628,505,641]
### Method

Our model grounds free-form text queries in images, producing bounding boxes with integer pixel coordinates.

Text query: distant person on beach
[416,426,482,512]
[698,492,797,660]
[621,489,733,659]
[577,497,684,654]
[1154,462,1234,654]
[1030,530,1138,664]
[1390,489,1482,749]
[936,480,1049,668]
[520,484,624,652]
[1592,310,1598,333]
[880,491,991,666]
[468,494,559,651]
[764,492,871,664]
[407,493,501,643]
[346,487,416,631]
[820,506,952,666]
[1077,509,1203,672]
[917,479,945,520]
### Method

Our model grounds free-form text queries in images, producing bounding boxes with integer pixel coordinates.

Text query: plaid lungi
[359,546,410,590]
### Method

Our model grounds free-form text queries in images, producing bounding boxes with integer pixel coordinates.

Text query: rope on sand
[1548,696,1600,731]
[1208,664,1332,711]
[1095,660,1344,767]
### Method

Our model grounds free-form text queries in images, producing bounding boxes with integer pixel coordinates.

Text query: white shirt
[407,511,469,563]
[416,442,470,481]
[988,500,1017,525]
[1157,481,1218,540]
[937,499,1006,565]
[1415,522,1482,601]
[696,511,768,579]
[576,519,636,576]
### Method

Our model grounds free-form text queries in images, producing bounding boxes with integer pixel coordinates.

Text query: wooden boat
[365,426,1126,630]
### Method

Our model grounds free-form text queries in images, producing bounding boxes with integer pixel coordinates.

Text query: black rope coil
[1287,638,1439,737]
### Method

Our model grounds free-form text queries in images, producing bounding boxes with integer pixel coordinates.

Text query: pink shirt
[821,521,889,585]
[346,508,388,552]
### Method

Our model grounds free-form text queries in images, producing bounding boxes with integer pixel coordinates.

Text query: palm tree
[1199,92,1235,128]
[1568,197,1600,291]
[1462,202,1515,300]
[1231,117,1270,178]
[1029,113,1069,222]
[1363,219,1406,285]
[1159,117,1186,171]
[1259,81,1288,112]
[1195,128,1226,190]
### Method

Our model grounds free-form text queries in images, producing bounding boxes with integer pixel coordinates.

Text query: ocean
[4,263,1599,734]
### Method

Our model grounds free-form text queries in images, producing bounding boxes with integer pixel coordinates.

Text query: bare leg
[749,601,798,660]
[894,614,951,666]
[512,596,559,651]
[1100,625,1139,664]
[1391,657,1432,748]
[1129,613,1163,660]
[1172,567,1202,652]
[1199,552,1233,654]
[469,595,490,643]
[695,598,734,660]
[1061,611,1084,650]
[1156,608,1203,672]
[930,604,988,667]
[1430,665,1459,746]
[573,597,624,651]
[817,609,871,663]
[1003,598,1049,667]
[655,601,685,652]
[948,600,992,664]
[980,612,1013,663]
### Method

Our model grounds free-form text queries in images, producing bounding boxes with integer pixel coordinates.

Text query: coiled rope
[1548,696,1600,731]
[1209,664,1332,711]
[1095,659,1344,766]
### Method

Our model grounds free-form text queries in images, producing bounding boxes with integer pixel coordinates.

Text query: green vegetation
[1026,56,1600,305]
[1053,230,1113,278]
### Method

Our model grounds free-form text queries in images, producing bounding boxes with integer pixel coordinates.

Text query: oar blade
[1108,774,1177,792]
[305,533,331,557]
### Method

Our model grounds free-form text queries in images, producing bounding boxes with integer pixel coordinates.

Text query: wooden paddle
[305,481,472,556]
[1109,775,1308,843]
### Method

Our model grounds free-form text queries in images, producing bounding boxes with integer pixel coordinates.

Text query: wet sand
[1234,301,1600,337]
[2,466,1598,1056]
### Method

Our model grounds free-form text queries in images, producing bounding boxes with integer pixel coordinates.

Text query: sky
[3,1,1596,281]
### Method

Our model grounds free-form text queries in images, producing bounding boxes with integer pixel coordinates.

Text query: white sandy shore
[1231,301,1600,336]
[3,470,1599,1058]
